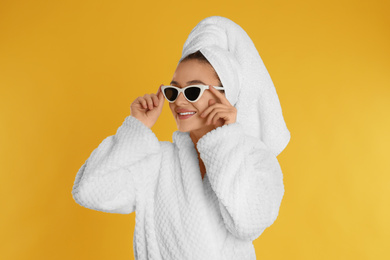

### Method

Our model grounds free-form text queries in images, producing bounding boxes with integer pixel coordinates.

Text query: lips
[175,108,197,120]
[177,112,196,120]
[176,109,197,113]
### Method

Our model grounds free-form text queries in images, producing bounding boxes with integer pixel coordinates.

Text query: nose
[175,92,188,105]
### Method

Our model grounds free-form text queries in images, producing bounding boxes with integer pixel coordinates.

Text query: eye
[183,87,199,100]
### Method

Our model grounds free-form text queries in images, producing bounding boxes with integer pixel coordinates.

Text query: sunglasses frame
[161,85,224,103]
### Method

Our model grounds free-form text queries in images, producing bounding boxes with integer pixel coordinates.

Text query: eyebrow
[170,80,206,87]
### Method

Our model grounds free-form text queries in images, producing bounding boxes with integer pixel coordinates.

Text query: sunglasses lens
[184,87,201,101]
[164,87,178,101]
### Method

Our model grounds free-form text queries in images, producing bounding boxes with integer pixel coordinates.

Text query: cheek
[198,92,217,111]
[192,101,208,114]
[194,100,206,113]
[169,104,176,116]
[169,103,174,112]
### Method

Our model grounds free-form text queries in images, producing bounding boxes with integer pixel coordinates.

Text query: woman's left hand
[200,86,237,127]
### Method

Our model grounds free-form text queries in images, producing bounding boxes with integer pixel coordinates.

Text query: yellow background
[1,0,389,259]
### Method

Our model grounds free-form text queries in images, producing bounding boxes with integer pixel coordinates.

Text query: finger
[143,94,154,110]
[201,103,224,118]
[157,89,165,110]
[157,84,164,95]
[202,103,224,118]
[209,85,230,105]
[138,97,147,109]
[206,108,225,125]
[212,111,229,125]
[147,98,154,110]
[209,110,223,125]
[151,94,159,107]
[158,86,165,100]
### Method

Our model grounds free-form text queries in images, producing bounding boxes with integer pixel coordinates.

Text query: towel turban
[178,16,290,156]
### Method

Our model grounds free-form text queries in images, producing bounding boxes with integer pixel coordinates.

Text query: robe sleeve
[71,115,161,214]
[196,122,285,241]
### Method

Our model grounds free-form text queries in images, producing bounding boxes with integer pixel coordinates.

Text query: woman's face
[169,59,223,133]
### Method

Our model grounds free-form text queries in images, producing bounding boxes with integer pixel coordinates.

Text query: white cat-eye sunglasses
[161,85,224,103]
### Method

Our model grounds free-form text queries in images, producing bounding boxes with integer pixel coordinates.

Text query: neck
[189,125,217,179]
[189,124,216,150]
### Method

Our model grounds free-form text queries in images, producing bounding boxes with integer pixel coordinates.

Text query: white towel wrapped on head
[179,16,290,156]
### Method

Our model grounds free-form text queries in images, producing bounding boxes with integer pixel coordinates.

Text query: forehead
[171,60,218,87]
[170,79,206,87]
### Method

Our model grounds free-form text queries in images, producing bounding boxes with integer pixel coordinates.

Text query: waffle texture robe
[71,115,285,260]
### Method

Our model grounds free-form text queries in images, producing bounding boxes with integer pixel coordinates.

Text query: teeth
[179,112,195,115]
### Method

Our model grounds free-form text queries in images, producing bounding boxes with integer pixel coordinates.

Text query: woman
[133,51,236,180]
[72,16,290,260]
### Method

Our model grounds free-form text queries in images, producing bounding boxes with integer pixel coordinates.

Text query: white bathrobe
[72,115,285,260]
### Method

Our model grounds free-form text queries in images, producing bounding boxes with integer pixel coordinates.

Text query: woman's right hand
[130,84,165,128]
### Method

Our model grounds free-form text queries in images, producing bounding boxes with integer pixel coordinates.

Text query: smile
[179,112,196,115]
[177,112,196,120]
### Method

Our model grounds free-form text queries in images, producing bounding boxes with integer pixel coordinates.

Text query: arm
[197,122,284,241]
[71,115,161,214]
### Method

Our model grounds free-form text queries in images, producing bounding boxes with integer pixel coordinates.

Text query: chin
[177,124,208,133]
[177,126,192,133]
[175,122,201,133]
